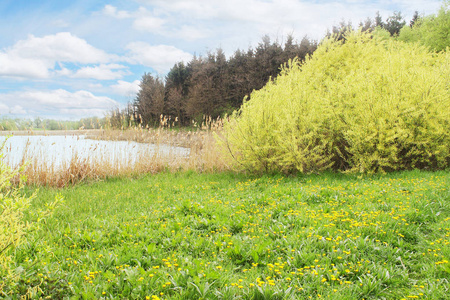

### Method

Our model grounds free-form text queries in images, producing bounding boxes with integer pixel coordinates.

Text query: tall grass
[2,117,230,187]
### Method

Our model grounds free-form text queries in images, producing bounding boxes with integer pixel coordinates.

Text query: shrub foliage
[223,31,450,174]
[398,1,449,52]
[0,157,35,282]
[0,140,62,291]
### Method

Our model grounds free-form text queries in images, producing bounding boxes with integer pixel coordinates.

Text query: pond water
[0,135,190,169]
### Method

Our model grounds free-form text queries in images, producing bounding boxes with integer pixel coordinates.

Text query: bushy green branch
[0,138,63,293]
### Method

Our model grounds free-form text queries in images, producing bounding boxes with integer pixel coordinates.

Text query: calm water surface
[0,135,190,168]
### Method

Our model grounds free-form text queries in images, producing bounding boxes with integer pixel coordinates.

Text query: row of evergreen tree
[108,11,422,128]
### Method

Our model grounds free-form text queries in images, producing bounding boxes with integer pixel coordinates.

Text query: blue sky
[0,0,442,120]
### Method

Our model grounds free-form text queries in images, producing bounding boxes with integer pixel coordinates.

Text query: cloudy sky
[0,0,442,120]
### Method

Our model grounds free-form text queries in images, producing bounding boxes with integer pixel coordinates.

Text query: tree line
[127,35,318,127]
[104,6,450,128]
[0,116,106,131]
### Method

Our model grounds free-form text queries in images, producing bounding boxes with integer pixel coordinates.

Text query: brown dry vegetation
[3,118,231,188]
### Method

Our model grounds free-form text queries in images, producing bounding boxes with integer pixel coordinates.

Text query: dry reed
[2,117,232,187]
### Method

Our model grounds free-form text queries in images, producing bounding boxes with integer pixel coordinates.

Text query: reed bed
[2,118,231,187]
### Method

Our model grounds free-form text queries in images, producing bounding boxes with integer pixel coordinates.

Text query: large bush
[222,31,450,174]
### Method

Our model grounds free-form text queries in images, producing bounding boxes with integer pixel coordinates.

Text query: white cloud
[103,5,131,19]
[0,32,116,79]
[87,83,104,89]
[0,89,119,118]
[110,80,141,97]
[174,25,211,41]
[54,67,73,77]
[11,32,114,64]
[102,4,208,40]
[133,0,442,43]
[10,105,26,114]
[72,64,129,80]
[0,102,9,114]
[143,0,218,19]
[0,52,50,79]
[133,16,166,32]
[103,5,166,32]
[125,42,192,73]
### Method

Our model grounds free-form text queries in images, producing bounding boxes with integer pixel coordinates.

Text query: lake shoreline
[0,128,224,186]
[0,129,103,136]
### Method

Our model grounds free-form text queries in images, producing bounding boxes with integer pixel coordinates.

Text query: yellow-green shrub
[0,141,62,289]
[0,161,34,282]
[222,31,450,174]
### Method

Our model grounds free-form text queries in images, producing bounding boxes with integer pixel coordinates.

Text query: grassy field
[3,170,449,299]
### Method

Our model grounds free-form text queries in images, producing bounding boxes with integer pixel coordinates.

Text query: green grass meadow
[6,170,450,299]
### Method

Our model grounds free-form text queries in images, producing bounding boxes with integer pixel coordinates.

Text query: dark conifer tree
[165,62,190,124]
[134,73,165,126]
[410,11,420,27]
[384,11,406,36]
